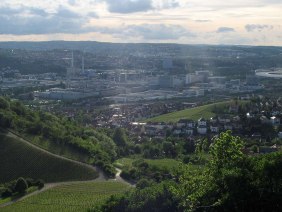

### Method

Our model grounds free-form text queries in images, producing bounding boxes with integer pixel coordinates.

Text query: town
[1,43,282,156]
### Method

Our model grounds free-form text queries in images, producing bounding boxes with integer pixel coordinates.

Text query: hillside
[0,131,98,183]
[2,181,129,212]
[145,100,244,123]
[0,97,117,177]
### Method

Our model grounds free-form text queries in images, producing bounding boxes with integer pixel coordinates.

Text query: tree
[14,178,28,194]
[0,97,9,109]
[113,128,128,147]
[210,130,244,170]
[163,141,175,157]
[175,131,250,211]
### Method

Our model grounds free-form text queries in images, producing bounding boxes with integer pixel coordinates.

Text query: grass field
[0,133,98,184]
[2,181,129,212]
[115,158,181,170]
[145,101,243,123]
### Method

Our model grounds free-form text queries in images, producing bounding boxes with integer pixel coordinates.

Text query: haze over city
[0,0,282,46]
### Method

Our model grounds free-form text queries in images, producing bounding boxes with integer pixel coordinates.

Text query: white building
[197,126,207,135]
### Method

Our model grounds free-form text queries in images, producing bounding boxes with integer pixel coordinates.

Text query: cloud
[245,24,274,32]
[104,0,153,13]
[0,5,93,35]
[216,27,235,33]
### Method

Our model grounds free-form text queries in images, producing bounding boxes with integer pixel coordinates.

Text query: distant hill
[0,131,98,183]
[1,41,282,54]
[1,41,282,76]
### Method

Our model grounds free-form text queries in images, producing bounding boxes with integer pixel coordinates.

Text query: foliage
[117,158,181,183]
[175,131,282,211]
[96,181,179,212]
[0,177,45,198]
[113,128,131,156]
[132,136,197,160]
[104,131,282,212]
[210,131,244,170]
[14,178,28,194]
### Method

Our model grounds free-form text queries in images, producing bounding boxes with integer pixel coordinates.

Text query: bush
[136,178,154,189]
[25,178,35,187]
[1,188,12,198]
[103,164,116,178]
[35,179,45,189]
[182,155,191,164]
[120,169,132,181]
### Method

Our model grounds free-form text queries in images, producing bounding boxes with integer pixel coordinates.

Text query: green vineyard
[0,132,98,183]
[2,181,129,212]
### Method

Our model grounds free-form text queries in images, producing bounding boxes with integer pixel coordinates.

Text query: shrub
[35,179,45,189]
[25,178,35,187]
[1,188,12,198]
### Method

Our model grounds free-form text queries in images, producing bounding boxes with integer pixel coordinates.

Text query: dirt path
[0,130,134,208]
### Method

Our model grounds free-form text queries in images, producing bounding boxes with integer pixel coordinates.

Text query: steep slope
[0,131,98,183]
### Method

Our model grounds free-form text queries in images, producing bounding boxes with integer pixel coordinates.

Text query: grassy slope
[0,133,98,184]
[115,158,181,170]
[2,182,129,212]
[145,101,235,123]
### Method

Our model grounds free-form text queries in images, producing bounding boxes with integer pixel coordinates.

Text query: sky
[0,0,281,46]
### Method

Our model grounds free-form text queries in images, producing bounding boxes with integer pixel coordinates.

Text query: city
[0,0,282,211]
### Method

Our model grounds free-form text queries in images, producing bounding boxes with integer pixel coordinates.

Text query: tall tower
[71,51,74,69]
